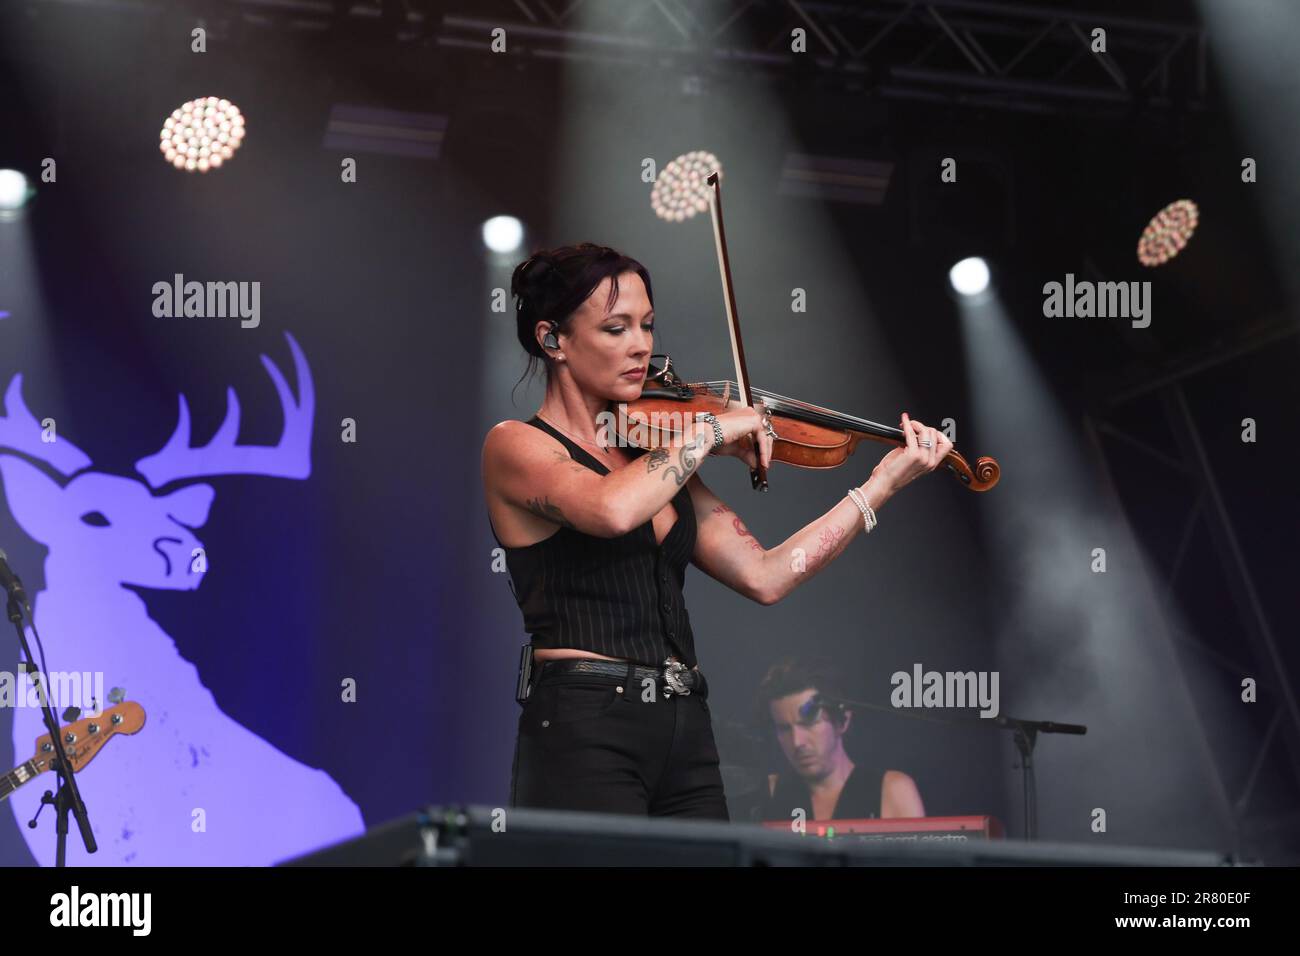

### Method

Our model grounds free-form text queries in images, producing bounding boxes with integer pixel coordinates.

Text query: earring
[542,325,559,351]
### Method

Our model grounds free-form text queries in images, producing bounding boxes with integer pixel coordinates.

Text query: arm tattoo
[549,450,589,475]
[804,523,848,573]
[711,503,763,552]
[525,495,573,528]
[663,435,707,487]
[644,447,670,473]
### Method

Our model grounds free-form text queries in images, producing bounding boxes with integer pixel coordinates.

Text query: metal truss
[466,0,1212,112]
[1084,314,1300,863]
[449,0,1210,113]
[22,0,1211,114]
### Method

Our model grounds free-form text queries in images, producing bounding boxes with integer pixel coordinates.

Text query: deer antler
[0,374,93,476]
[135,332,314,488]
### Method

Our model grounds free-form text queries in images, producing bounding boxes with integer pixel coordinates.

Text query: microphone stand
[991,715,1087,841]
[6,587,97,865]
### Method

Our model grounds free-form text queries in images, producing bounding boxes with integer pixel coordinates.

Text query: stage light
[949,257,991,296]
[651,150,721,222]
[159,97,245,173]
[0,169,31,219]
[482,215,524,254]
[1137,199,1199,267]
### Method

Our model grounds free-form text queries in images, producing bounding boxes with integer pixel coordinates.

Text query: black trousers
[510,662,730,819]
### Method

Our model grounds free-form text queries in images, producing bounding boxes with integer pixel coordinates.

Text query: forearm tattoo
[804,523,848,574]
[711,503,763,552]
[661,435,707,487]
[644,447,669,474]
[525,495,573,528]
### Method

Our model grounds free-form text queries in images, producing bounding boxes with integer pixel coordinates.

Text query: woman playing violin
[482,241,953,818]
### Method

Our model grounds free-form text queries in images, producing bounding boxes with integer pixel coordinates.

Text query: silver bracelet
[846,487,877,534]
[694,412,724,452]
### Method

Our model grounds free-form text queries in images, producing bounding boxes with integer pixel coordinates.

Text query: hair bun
[517,254,567,312]
[523,254,556,282]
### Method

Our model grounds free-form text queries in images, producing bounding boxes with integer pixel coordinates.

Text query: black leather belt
[538,658,705,697]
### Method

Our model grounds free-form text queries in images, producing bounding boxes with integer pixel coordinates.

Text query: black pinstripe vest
[490,415,698,668]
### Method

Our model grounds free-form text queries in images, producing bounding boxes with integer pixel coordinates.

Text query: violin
[617,358,999,492]
[615,168,1000,493]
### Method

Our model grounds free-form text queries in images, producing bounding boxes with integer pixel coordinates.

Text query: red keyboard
[761,815,1004,842]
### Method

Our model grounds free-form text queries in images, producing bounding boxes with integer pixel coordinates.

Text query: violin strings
[699,381,903,439]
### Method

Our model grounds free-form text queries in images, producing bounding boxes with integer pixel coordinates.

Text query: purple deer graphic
[0,332,364,865]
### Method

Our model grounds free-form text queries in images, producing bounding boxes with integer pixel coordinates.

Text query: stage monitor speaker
[279,805,1236,867]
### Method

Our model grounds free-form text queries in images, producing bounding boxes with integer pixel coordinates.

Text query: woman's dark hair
[510,242,654,400]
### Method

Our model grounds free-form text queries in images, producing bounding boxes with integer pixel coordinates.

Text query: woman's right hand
[870,412,952,496]
[710,404,774,471]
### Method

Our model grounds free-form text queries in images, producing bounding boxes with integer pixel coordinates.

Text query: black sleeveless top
[761,764,884,822]
[488,416,699,668]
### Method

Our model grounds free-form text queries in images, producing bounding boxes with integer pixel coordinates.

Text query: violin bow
[702,170,1000,494]
[705,170,768,491]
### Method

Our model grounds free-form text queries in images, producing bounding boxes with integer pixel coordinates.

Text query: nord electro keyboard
[761,815,1004,843]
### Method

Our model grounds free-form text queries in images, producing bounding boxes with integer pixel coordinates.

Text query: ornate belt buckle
[662,659,691,697]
